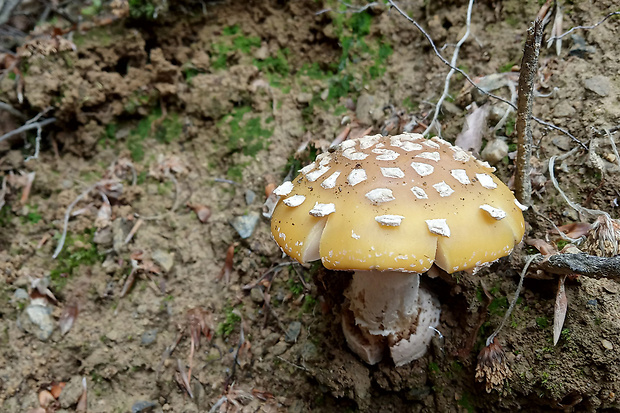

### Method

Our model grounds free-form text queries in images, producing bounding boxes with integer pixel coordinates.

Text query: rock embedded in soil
[584,75,612,97]
[18,298,55,341]
[58,376,84,409]
[285,321,302,343]
[229,211,261,239]
[152,250,175,273]
[132,400,159,413]
[141,329,158,346]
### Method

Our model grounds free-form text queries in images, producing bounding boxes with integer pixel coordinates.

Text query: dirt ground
[1,0,619,412]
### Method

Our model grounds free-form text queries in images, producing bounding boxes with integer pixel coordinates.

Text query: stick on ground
[514,19,544,206]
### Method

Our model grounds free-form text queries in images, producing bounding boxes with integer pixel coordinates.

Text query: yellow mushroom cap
[271,133,525,274]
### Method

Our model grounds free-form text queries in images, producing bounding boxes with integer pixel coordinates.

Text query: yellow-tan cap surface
[271,133,525,274]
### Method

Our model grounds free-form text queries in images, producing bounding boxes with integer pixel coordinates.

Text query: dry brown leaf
[187,203,211,223]
[176,358,193,398]
[76,377,87,413]
[525,238,558,256]
[218,244,236,284]
[455,103,490,155]
[59,303,79,336]
[50,382,66,398]
[553,222,591,239]
[251,388,275,401]
[553,275,568,346]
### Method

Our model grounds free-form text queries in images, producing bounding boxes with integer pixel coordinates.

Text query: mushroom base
[342,270,441,366]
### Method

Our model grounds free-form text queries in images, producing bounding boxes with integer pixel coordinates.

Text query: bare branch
[0,117,56,144]
[387,0,588,149]
[549,11,620,42]
[423,0,475,137]
[532,253,620,279]
[0,101,26,119]
[515,19,544,206]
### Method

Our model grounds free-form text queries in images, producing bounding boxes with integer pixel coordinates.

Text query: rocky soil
[0,0,619,412]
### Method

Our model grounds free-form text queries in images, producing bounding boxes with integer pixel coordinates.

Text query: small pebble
[271,341,289,356]
[250,288,264,304]
[245,189,256,205]
[285,321,302,343]
[58,376,83,409]
[152,250,175,273]
[132,400,158,413]
[141,329,158,346]
[230,211,260,239]
[602,339,614,350]
[481,138,509,165]
[18,299,55,341]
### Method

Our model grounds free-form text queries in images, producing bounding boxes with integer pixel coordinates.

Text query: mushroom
[270,133,525,366]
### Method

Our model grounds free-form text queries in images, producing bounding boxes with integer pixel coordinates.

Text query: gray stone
[11,288,29,303]
[300,341,319,362]
[271,341,289,356]
[18,299,55,341]
[141,329,158,346]
[250,288,264,304]
[59,376,84,409]
[355,93,386,125]
[264,332,281,348]
[296,92,313,104]
[93,227,113,246]
[152,250,174,273]
[229,211,261,239]
[602,339,614,350]
[552,136,572,151]
[584,76,612,97]
[481,138,509,165]
[569,34,596,58]
[132,400,158,413]
[285,321,302,343]
[553,101,576,118]
[244,189,256,205]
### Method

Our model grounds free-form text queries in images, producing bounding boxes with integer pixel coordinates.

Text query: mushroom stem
[345,271,421,336]
[343,270,442,366]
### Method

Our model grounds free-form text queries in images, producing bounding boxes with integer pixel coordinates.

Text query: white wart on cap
[271,133,525,274]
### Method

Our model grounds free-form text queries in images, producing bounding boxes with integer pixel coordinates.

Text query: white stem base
[345,270,420,336]
[342,270,441,366]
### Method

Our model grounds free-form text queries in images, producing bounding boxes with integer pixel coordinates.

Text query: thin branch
[532,253,620,279]
[53,184,98,259]
[0,117,56,144]
[24,124,43,162]
[423,0,475,137]
[0,101,26,119]
[486,254,539,346]
[549,11,620,42]
[387,0,588,150]
[515,19,544,206]
[316,1,379,15]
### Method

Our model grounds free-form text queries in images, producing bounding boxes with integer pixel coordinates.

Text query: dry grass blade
[59,302,79,335]
[76,377,87,413]
[553,275,568,346]
[176,358,194,398]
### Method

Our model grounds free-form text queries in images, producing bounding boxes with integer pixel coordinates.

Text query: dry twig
[515,19,544,206]
[387,0,589,149]
[423,0,474,137]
